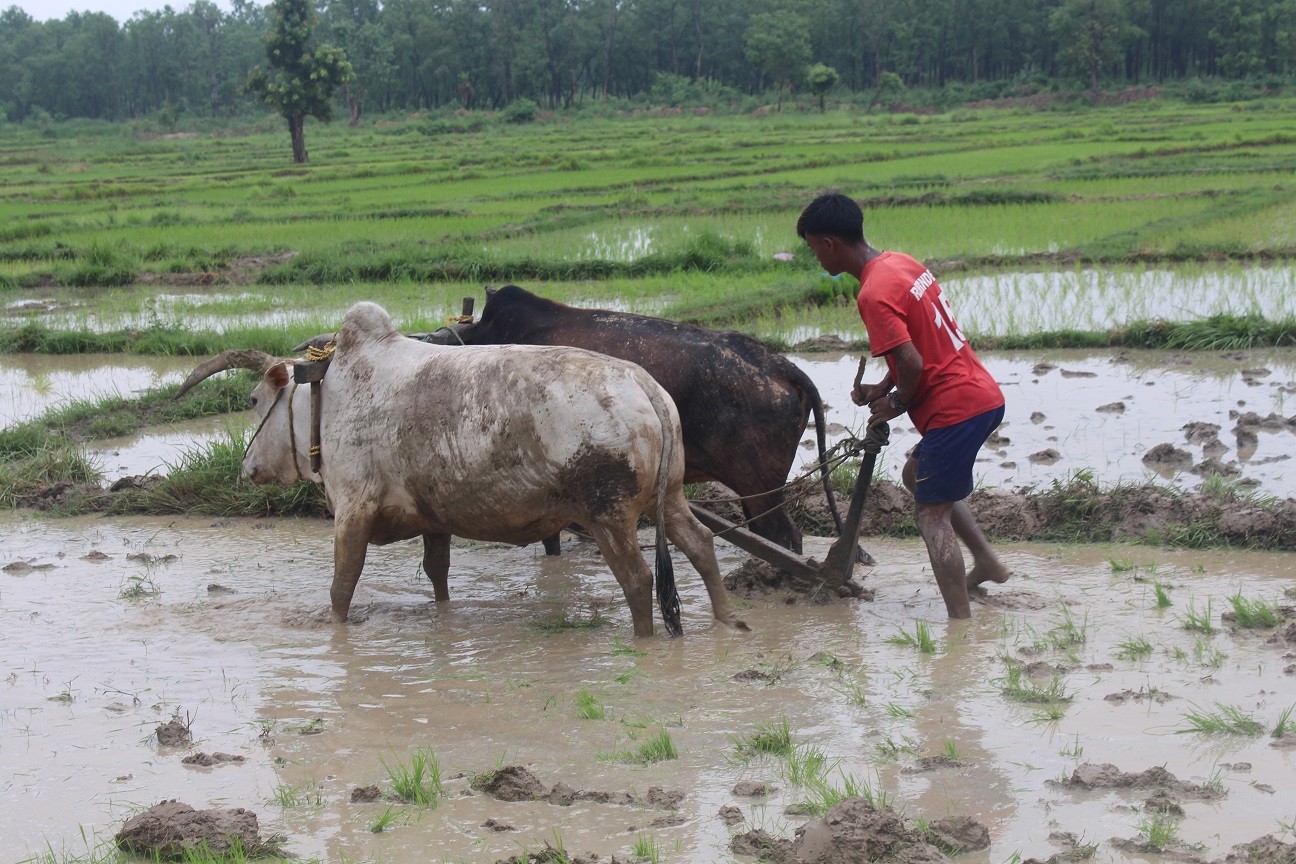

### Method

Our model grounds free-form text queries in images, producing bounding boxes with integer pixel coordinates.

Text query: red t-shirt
[857,251,1004,434]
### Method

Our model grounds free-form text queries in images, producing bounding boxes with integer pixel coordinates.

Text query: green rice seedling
[1108,557,1136,573]
[609,637,646,657]
[630,728,678,763]
[729,718,793,762]
[270,781,322,807]
[1030,700,1067,724]
[885,620,939,654]
[1192,638,1226,668]
[797,771,888,817]
[1115,635,1154,660]
[1046,606,1088,649]
[381,747,444,805]
[631,833,661,864]
[574,688,606,720]
[883,702,915,719]
[941,740,964,761]
[829,674,869,707]
[1153,581,1173,609]
[1135,809,1182,851]
[1177,702,1264,736]
[530,610,608,634]
[784,742,833,788]
[875,735,920,761]
[1225,592,1279,628]
[369,804,402,833]
[1179,599,1215,634]
[613,668,639,685]
[1000,665,1070,704]
[1272,704,1295,737]
[1059,733,1083,759]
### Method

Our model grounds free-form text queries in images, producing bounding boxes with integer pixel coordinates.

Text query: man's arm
[867,340,922,426]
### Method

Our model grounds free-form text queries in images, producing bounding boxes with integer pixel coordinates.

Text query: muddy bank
[788,476,1296,551]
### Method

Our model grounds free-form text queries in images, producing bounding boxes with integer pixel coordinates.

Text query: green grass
[1179,599,1216,634]
[1176,702,1265,736]
[1000,664,1071,705]
[1153,582,1173,609]
[1115,635,1154,661]
[381,747,445,806]
[5,102,1296,353]
[1136,810,1182,852]
[884,620,940,654]
[574,688,606,721]
[631,833,662,864]
[1225,592,1281,628]
[1272,704,1295,737]
[602,728,678,764]
[729,718,794,762]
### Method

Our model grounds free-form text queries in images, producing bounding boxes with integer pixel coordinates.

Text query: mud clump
[180,752,244,767]
[115,801,275,859]
[473,766,682,811]
[155,717,192,747]
[475,766,548,802]
[350,786,381,803]
[791,798,953,863]
[731,829,794,861]
[926,816,991,854]
[1225,834,1296,864]
[1143,443,1193,469]
[722,559,871,604]
[1060,762,1225,800]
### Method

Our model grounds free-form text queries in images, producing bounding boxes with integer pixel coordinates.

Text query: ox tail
[790,365,845,537]
[633,368,683,637]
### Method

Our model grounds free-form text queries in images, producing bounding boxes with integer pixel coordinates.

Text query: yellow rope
[445,314,473,325]
[308,445,321,457]
[305,342,335,361]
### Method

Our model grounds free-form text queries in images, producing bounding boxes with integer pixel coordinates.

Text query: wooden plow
[688,421,890,596]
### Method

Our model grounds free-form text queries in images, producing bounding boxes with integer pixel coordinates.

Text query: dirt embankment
[785,477,1296,551]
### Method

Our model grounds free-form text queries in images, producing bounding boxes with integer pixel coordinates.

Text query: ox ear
[485,285,497,297]
[265,361,291,391]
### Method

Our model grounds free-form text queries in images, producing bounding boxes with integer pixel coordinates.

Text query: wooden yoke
[293,347,333,474]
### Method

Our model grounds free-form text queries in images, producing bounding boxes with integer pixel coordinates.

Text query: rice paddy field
[1,98,1294,347]
[3,99,1296,864]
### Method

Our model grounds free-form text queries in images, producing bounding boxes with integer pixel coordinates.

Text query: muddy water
[798,348,1296,499]
[0,354,200,426]
[3,513,1294,862]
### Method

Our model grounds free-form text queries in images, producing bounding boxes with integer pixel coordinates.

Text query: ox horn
[293,333,337,354]
[174,349,276,400]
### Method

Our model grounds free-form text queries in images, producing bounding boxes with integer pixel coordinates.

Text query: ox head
[417,286,500,345]
[176,350,316,486]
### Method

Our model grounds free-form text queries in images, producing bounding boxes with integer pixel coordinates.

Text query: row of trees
[2,0,1294,124]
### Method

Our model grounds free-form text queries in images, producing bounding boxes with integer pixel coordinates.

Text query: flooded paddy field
[2,514,1294,863]
[5,346,1293,500]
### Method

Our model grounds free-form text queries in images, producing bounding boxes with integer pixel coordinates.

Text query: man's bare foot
[967,563,1011,589]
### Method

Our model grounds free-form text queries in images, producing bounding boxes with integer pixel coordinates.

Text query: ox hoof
[732,618,751,632]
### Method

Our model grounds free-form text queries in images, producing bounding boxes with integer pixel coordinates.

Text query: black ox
[423,285,846,555]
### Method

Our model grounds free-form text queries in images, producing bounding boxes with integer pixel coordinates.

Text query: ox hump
[337,301,398,351]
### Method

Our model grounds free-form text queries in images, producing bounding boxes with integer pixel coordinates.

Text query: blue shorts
[909,405,1005,504]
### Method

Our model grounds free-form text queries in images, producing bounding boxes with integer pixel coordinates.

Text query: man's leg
[903,457,971,618]
[953,502,1011,588]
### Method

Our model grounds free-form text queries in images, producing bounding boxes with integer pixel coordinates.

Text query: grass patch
[729,718,794,762]
[1225,592,1280,628]
[530,610,609,634]
[602,728,678,764]
[1000,664,1071,705]
[1153,581,1173,609]
[381,747,445,806]
[1115,635,1154,661]
[574,688,606,720]
[1176,702,1265,736]
[884,620,940,654]
[1178,599,1216,634]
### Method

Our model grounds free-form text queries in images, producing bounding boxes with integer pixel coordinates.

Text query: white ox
[178,301,747,637]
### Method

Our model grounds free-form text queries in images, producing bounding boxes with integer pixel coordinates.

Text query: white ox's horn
[175,349,276,399]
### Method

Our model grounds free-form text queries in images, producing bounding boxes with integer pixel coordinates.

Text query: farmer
[796,192,1010,618]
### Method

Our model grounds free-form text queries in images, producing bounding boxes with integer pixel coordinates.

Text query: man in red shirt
[797,192,1009,618]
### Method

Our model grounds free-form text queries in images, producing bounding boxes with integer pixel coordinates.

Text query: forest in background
[1,0,1294,124]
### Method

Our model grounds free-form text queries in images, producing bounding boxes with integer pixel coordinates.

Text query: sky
[21,0,233,22]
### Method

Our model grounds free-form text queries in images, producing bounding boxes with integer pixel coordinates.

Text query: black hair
[796,192,864,243]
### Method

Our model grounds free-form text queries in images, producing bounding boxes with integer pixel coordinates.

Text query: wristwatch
[888,391,909,412]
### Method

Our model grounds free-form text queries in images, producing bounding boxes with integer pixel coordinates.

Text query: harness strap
[243,386,286,463]
[310,380,324,474]
[286,381,305,484]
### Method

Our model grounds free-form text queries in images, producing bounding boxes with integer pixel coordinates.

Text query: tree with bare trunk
[244,0,352,163]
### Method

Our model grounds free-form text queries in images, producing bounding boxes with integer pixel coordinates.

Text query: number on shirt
[932,293,967,352]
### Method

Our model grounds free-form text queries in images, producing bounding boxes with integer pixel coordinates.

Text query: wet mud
[3,513,1295,863]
